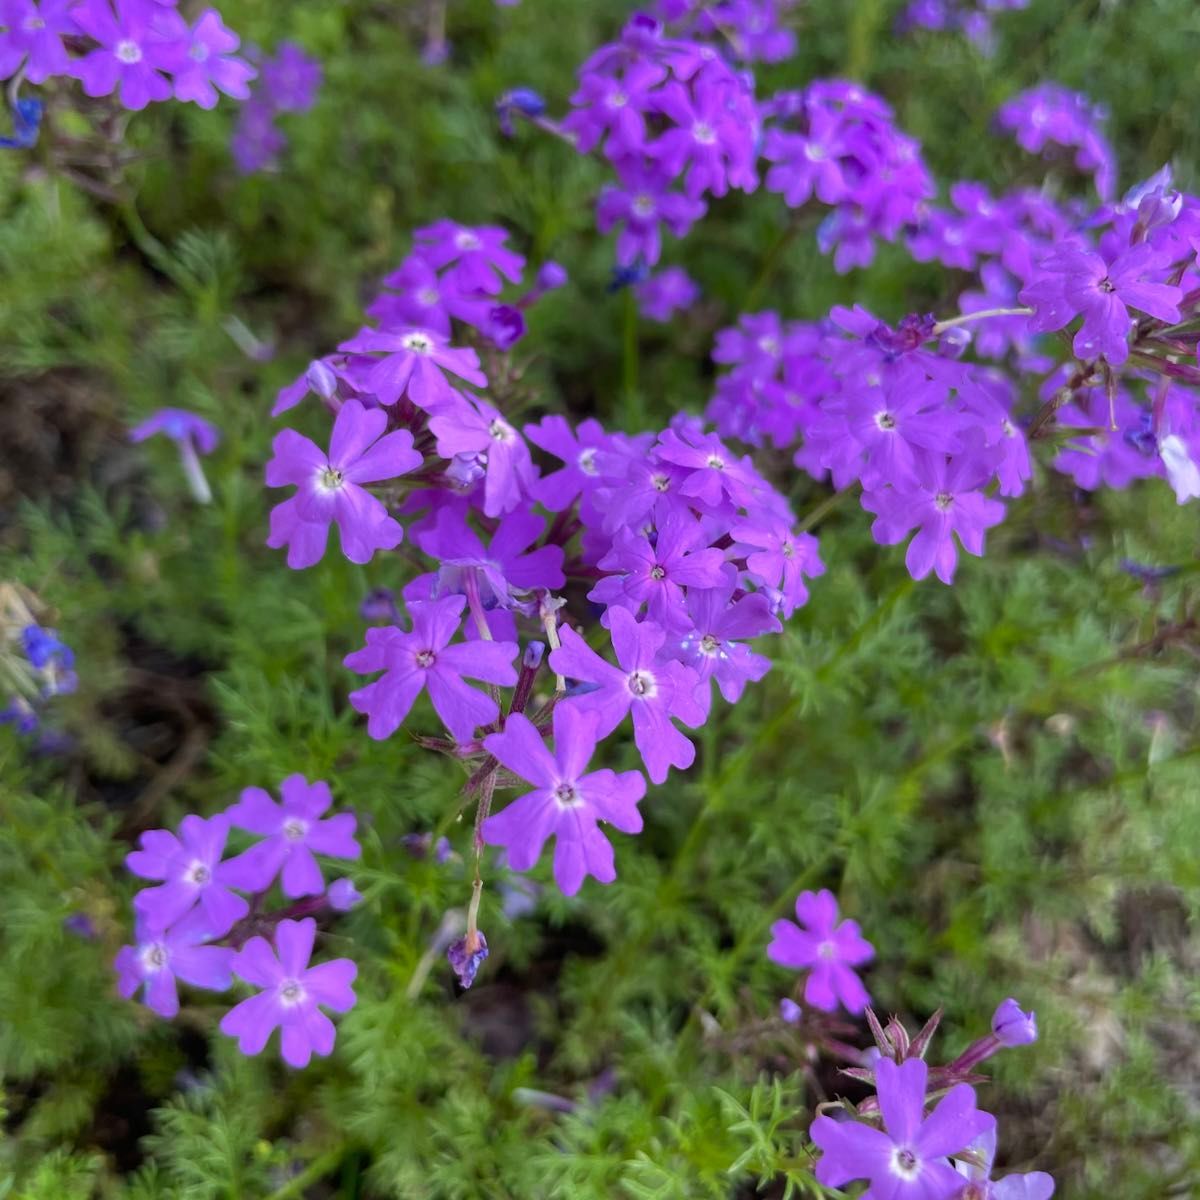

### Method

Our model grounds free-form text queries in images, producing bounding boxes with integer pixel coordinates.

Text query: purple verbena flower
[70,0,176,111]
[412,219,525,295]
[862,448,1006,585]
[767,888,874,1014]
[481,705,646,896]
[163,8,255,109]
[810,1057,996,1199]
[731,516,823,617]
[0,0,76,84]
[258,41,321,112]
[126,814,248,935]
[265,398,422,569]
[634,266,700,321]
[221,774,361,898]
[338,326,487,408]
[590,509,728,630]
[115,918,235,1018]
[219,918,356,1068]
[596,165,706,267]
[345,595,518,742]
[428,397,535,517]
[548,605,704,784]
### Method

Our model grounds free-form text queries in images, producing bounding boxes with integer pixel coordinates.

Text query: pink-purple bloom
[70,0,176,110]
[549,606,705,784]
[126,814,248,935]
[266,398,422,569]
[767,888,874,1014]
[481,705,646,896]
[219,918,356,1069]
[345,595,518,742]
[810,1058,995,1199]
[115,918,235,1018]
[0,0,76,83]
[222,775,361,898]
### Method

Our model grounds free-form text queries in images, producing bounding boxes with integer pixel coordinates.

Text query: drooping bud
[991,997,1038,1047]
[447,930,489,989]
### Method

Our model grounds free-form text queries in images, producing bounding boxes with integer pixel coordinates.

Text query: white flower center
[279,979,306,1006]
[415,649,436,668]
[24,15,46,29]
[282,818,308,842]
[317,466,345,492]
[627,669,657,698]
[817,940,837,960]
[189,42,211,63]
[115,39,142,64]
[651,472,671,493]
[418,287,440,306]
[402,332,432,354]
[781,540,795,559]
[804,142,826,162]
[699,633,721,656]
[650,565,666,581]
[875,411,897,431]
[632,193,656,219]
[140,942,169,971]
[488,419,513,442]
[890,1147,920,1180]
[553,782,583,808]
[934,491,954,512]
[455,231,481,251]
[705,454,725,469]
[692,121,716,144]
[758,336,780,356]
[607,90,628,108]
[186,861,211,886]
[577,447,598,475]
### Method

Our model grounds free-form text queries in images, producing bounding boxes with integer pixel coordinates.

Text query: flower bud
[536,261,568,292]
[991,997,1038,1047]
[327,878,363,912]
[485,304,527,350]
[447,931,488,988]
[306,358,338,400]
[779,998,802,1024]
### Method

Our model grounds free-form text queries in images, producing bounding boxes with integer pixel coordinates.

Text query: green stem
[622,288,639,424]
[264,1148,345,1200]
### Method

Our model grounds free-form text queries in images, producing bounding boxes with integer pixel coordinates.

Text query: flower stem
[931,306,1033,334]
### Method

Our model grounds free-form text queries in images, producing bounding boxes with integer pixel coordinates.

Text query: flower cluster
[560,11,760,267]
[768,892,1050,1200]
[656,0,799,65]
[117,774,362,1067]
[706,98,1200,583]
[261,217,815,909]
[0,0,252,117]
[996,83,1116,200]
[761,80,935,272]
[898,0,1029,55]
[0,584,76,742]
[230,41,321,174]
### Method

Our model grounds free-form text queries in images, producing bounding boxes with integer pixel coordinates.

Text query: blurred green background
[2,1,1199,1197]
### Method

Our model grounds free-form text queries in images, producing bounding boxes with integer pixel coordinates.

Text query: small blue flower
[0,97,44,151]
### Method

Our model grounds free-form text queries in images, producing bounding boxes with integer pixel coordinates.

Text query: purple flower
[483,304,526,350]
[634,266,700,322]
[416,504,565,608]
[654,426,758,509]
[230,101,285,173]
[70,0,176,111]
[731,516,823,617]
[674,578,779,715]
[596,165,706,267]
[221,775,360,898]
[447,931,489,988]
[954,1127,1055,1200]
[1052,390,1160,491]
[548,606,704,785]
[129,407,219,453]
[649,76,758,199]
[810,1057,995,1199]
[163,8,255,109]
[412,220,525,295]
[126,814,249,935]
[779,997,802,1024]
[428,397,535,517]
[524,415,613,511]
[219,918,356,1068]
[327,878,362,912]
[590,510,728,631]
[767,888,874,1014]
[481,706,646,896]
[22,624,73,671]
[345,595,518,742]
[338,326,487,408]
[115,918,235,1018]
[991,997,1037,1047]
[367,254,489,338]
[265,398,422,569]
[1020,243,1182,365]
[862,449,1006,585]
[0,0,76,84]
[259,41,321,112]
[562,59,666,157]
